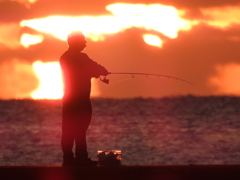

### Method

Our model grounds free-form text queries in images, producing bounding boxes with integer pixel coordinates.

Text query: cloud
[201,6,240,28]
[148,0,240,8]
[86,24,240,97]
[0,30,66,63]
[0,23,22,48]
[19,3,195,44]
[22,0,111,19]
[0,0,110,23]
[11,0,37,6]
[209,63,240,95]
[2,22,240,98]
[0,0,29,23]
[1,0,240,23]
[0,59,38,99]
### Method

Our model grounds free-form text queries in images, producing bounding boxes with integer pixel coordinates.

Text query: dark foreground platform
[1,165,240,180]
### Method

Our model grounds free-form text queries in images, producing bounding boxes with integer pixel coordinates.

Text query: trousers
[61,98,92,161]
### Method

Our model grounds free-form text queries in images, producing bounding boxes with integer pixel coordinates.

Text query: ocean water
[0,95,240,166]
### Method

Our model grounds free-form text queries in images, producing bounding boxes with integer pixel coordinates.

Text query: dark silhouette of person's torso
[60,48,106,102]
[60,50,91,101]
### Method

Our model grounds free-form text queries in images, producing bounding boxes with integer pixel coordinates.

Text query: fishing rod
[100,72,195,86]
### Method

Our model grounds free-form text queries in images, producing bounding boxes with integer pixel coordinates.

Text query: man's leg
[74,99,97,166]
[75,112,91,161]
[61,106,75,166]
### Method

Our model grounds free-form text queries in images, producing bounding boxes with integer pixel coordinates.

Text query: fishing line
[108,77,134,84]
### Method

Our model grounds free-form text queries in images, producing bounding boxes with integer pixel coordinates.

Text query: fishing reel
[100,76,109,84]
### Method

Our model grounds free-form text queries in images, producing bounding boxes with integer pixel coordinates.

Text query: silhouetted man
[60,31,109,167]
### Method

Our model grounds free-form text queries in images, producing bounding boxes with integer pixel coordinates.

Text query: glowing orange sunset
[3,0,240,171]
[1,0,240,99]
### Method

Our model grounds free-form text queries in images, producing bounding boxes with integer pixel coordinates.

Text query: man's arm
[93,64,109,77]
[83,54,109,78]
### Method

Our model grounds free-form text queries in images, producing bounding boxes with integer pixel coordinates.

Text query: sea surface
[0,95,240,165]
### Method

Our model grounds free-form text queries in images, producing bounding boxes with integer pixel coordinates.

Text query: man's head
[67,31,87,51]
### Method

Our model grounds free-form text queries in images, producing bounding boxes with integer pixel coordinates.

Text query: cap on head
[67,31,86,47]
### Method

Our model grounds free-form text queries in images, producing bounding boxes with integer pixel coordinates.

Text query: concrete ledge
[1,165,240,180]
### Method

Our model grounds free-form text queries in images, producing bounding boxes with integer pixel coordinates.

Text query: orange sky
[1,0,240,99]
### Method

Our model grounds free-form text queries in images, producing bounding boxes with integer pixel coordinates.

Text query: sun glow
[31,61,63,99]
[31,61,100,99]
[107,4,191,38]
[20,3,194,48]
[21,34,43,48]
[143,34,163,47]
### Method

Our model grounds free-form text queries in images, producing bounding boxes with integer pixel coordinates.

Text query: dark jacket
[60,49,108,101]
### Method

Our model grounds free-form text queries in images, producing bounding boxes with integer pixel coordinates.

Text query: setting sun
[31,61,63,99]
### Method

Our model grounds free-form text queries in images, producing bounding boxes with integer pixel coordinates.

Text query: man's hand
[100,76,109,84]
